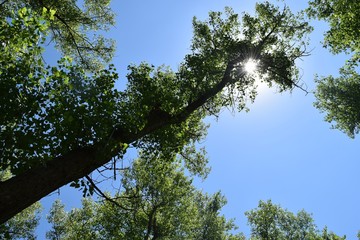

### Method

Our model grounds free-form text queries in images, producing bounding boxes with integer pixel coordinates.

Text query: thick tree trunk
[0,145,103,223]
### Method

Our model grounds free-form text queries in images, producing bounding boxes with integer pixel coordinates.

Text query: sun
[244,58,258,74]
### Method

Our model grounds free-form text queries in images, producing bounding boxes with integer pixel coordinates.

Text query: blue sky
[38,0,360,238]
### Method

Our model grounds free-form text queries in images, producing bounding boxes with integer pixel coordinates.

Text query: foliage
[46,153,244,240]
[308,0,360,137]
[0,0,115,70]
[246,200,317,239]
[45,194,349,239]
[0,1,312,222]
[0,203,42,240]
[314,67,360,138]
[245,200,346,240]
[0,6,120,174]
[307,0,360,55]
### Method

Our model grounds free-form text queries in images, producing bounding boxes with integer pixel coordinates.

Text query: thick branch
[0,61,237,224]
[112,61,237,142]
[145,206,157,240]
[0,145,97,223]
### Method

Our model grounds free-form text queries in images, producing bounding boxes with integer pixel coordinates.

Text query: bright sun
[244,58,258,74]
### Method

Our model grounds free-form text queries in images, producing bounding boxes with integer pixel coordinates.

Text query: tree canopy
[45,152,244,240]
[44,197,347,239]
[41,154,346,240]
[308,0,360,137]
[0,0,115,71]
[246,200,345,240]
[0,0,312,223]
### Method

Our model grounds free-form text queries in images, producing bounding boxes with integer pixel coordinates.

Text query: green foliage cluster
[0,0,115,71]
[0,3,122,176]
[246,200,345,240]
[0,203,41,240]
[308,0,360,137]
[0,7,120,173]
[307,0,360,55]
[45,153,244,240]
[45,196,347,240]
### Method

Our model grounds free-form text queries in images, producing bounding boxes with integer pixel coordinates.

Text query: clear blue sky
[38,0,360,238]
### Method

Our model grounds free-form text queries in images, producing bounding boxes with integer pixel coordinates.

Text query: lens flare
[244,59,258,74]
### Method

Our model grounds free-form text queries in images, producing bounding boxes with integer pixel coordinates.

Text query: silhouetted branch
[85,175,132,211]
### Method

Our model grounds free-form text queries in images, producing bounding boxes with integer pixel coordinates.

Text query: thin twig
[85,175,132,211]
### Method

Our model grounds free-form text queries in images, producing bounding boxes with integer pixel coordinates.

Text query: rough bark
[0,146,93,221]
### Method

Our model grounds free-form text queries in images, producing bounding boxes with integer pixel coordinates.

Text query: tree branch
[0,58,240,224]
[85,175,132,211]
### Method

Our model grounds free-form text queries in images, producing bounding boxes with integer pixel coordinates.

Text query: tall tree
[0,2,312,223]
[245,200,346,240]
[45,152,244,239]
[307,0,360,138]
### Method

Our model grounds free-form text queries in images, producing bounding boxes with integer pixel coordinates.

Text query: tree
[245,200,346,240]
[307,0,360,137]
[0,0,115,71]
[46,200,67,240]
[0,2,312,223]
[45,152,244,239]
[0,171,42,240]
[45,196,350,239]
[0,203,41,240]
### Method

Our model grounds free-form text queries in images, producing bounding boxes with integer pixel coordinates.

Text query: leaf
[49,9,56,21]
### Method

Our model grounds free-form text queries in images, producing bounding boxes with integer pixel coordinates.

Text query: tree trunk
[0,145,100,223]
[0,63,234,224]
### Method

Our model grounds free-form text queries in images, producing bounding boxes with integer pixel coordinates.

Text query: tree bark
[0,145,98,223]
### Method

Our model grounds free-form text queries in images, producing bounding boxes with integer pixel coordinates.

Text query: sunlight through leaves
[244,58,258,75]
